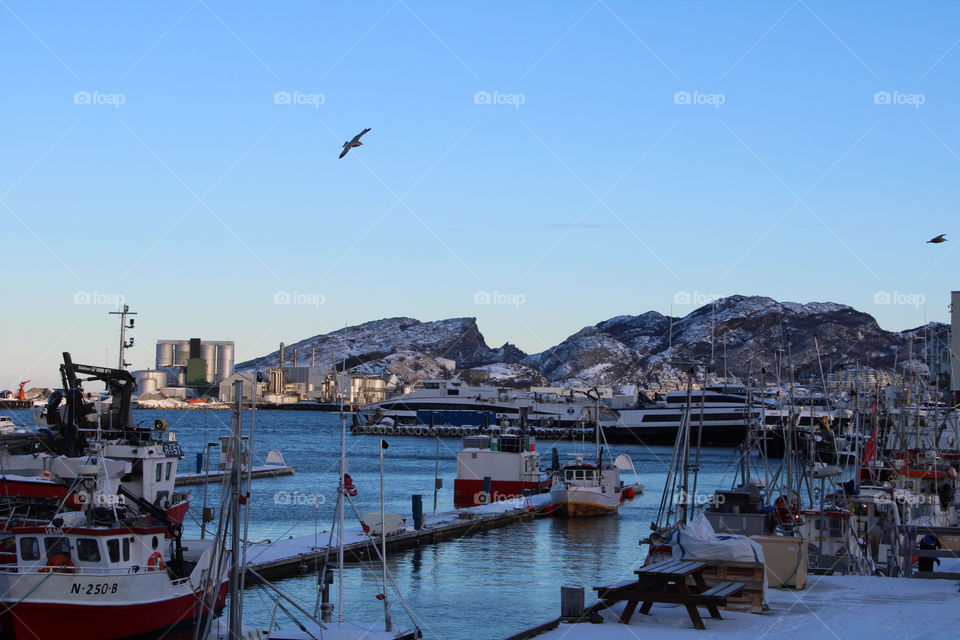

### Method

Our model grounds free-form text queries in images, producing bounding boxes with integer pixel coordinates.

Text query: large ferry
[603,385,771,446]
[360,378,600,428]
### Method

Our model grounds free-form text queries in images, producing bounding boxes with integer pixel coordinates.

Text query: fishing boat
[0,474,227,639]
[453,434,550,507]
[549,393,638,517]
[550,452,623,516]
[5,353,190,525]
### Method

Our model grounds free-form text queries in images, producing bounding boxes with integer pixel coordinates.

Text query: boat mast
[337,384,346,629]
[108,304,136,370]
[380,438,393,633]
[228,381,244,638]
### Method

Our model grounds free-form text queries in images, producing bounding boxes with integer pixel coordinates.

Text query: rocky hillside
[237,297,949,387]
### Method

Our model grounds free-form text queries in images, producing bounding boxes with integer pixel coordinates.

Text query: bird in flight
[927,234,947,244]
[339,128,371,159]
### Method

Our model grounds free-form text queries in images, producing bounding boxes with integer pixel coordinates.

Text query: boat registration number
[70,583,119,595]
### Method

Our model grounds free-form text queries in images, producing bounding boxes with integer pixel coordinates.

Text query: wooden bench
[593,559,745,630]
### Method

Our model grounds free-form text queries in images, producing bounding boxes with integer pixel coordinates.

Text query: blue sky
[1,1,956,388]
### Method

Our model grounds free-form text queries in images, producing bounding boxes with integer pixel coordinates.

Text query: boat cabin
[1,522,170,575]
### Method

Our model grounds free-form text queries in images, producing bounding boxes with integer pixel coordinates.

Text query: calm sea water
[5,409,742,640]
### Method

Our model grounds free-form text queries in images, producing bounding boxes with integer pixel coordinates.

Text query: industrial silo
[217,343,235,381]
[174,341,190,366]
[201,343,217,384]
[135,370,167,395]
[156,342,174,368]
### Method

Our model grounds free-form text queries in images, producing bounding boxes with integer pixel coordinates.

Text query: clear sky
[1,1,956,388]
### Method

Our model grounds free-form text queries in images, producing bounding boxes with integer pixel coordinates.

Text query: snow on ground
[536,574,960,640]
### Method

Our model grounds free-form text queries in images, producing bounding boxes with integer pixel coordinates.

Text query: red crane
[17,381,30,402]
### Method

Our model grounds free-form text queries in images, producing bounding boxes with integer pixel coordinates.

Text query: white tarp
[671,514,765,564]
[669,514,767,600]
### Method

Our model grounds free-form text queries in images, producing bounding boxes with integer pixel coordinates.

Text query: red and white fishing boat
[0,509,227,640]
[3,353,192,525]
[453,435,550,507]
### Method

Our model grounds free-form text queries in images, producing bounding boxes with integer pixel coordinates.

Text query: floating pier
[351,423,595,441]
[243,493,555,581]
[175,463,295,486]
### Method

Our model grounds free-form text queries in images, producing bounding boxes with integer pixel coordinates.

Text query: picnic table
[594,559,745,630]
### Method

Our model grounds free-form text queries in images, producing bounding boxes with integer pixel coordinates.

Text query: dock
[175,464,295,486]
[243,493,555,581]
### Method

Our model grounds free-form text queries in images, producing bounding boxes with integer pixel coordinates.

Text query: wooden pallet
[685,559,764,614]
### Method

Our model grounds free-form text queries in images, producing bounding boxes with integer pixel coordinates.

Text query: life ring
[40,553,75,573]
[147,551,166,572]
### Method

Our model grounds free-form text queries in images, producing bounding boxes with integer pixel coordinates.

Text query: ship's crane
[17,380,30,402]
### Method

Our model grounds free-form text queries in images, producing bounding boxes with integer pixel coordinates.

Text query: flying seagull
[927,234,947,244]
[339,128,371,159]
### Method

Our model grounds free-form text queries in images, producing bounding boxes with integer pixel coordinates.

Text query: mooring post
[483,476,492,503]
[196,452,203,474]
[412,494,424,530]
[560,585,584,621]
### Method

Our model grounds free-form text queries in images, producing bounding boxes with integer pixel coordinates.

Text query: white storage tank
[135,370,168,395]
[174,341,190,366]
[217,343,235,381]
[201,343,217,383]
[156,343,174,368]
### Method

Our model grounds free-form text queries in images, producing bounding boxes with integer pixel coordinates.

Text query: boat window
[156,463,162,482]
[165,461,173,481]
[122,538,130,562]
[20,537,40,561]
[44,537,71,559]
[107,539,120,563]
[421,382,440,390]
[77,538,101,563]
[447,389,459,396]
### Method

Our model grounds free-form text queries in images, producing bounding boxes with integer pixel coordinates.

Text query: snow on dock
[244,492,555,580]
[175,463,295,486]
[521,574,960,640]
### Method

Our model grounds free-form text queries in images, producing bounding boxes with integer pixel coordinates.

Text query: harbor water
[7,409,742,640]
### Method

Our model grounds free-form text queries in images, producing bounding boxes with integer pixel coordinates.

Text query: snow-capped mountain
[235,317,525,380]
[237,296,948,387]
